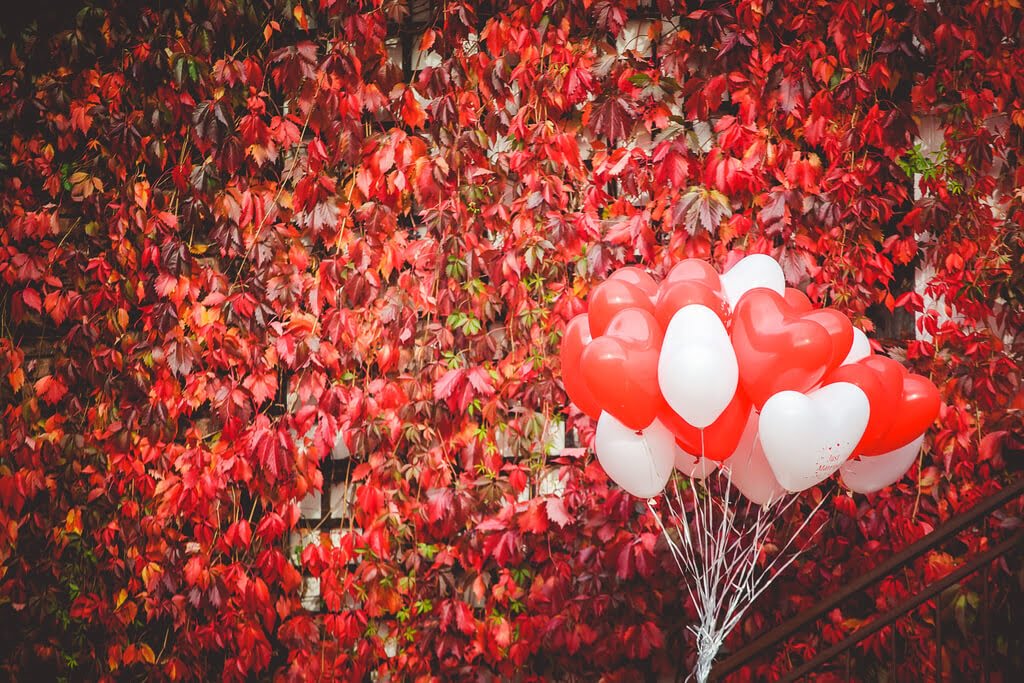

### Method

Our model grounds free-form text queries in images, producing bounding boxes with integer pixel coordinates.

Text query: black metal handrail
[779,528,1023,682]
[711,476,1024,681]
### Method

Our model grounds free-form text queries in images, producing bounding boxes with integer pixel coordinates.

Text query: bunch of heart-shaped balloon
[561,254,941,503]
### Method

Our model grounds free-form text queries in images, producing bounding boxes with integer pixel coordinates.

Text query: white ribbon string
[649,467,829,683]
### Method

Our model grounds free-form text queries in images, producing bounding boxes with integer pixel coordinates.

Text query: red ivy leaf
[516,500,549,534]
[34,375,67,404]
[243,371,278,405]
[545,498,572,528]
[426,487,453,523]
[44,291,69,325]
[674,186,732,235]
[978,430,1007,462]
[624,621,664,659]
[22,288,42,313]
[466,367,495,396]
[438,599,475,635]
[590,96,634,143]
[655,149,689,188]
[166,340,195,377]
[778,247,816,284]
[433,368,465,402]
[483,530,518,565]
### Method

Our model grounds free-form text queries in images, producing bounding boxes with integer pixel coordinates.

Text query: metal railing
[711,476,1024,681]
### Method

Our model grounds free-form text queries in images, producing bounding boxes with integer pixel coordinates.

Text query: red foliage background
[1,1,1021,680]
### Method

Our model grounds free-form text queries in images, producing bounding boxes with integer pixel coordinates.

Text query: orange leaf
[8,367,24,392]
[293,5,308,30]
[420,29,436,52]
[65,508,83,535]
[139,643,156,664]
[402,88,426,129]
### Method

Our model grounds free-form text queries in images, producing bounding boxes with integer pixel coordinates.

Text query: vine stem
[240,76,322,273]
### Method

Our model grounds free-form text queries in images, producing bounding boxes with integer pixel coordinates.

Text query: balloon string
[640,430,659,500]
[700,428,706,460]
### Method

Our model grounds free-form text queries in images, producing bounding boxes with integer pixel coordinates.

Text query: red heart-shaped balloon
[604,307,665,345]
[659,388,753,461]
[730,288,834,409]
[866,372,940,455]
[581,308,664,430]
[588,279,656,338]
[784,287,814,313]
[853,356,921,456]
[654,280,728,331]
[560,314,603,420]
[823,362,897,454]
[859,356,906,405]
[802,308,855,374]
[609,266,659,298]
[663,258,723,292]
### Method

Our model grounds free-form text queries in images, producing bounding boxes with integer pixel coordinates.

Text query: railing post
[982,518,990,683]
[890,622,897,683]
[934,597,942,682]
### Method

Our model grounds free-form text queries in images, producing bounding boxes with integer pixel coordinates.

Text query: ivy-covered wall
[1,1,1021,680]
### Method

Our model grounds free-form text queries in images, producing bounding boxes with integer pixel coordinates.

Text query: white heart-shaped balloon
[673,446,718,479]
[721,411,786,505]
[758,382,870,492]
[595,413,675,498]
[720,254,785,309]
[840,434,924,494]
[659,305,738,428]
[841,327,871,365]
